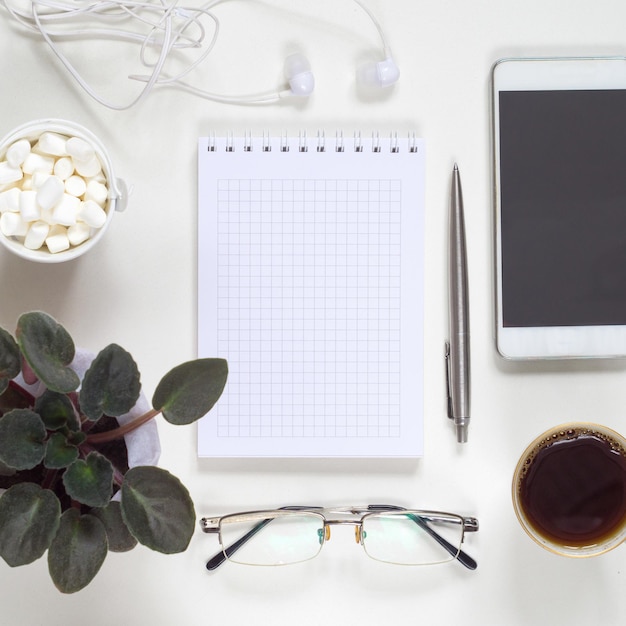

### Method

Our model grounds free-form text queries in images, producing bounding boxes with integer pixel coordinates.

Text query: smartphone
[492,56,626,359]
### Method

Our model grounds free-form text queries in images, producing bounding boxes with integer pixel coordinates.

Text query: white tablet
[492,56,626,359]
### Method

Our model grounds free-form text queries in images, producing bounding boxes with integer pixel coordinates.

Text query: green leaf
[62,451,113,508]
[0,458,16,477]
[35,390,78,431]
[0,409,46,470]
[121,466,195,554]
[0,483,61,566]
[67,429,87,446]
[0,327,21,396]
[44,432,79,469]
[48,509,108,593]
[79,344,141,421]
[152,358,228,426]
[91,501,138,553]
[16,312,79,394]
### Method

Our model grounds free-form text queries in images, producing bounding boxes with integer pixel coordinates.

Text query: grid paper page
[198,134,424,457]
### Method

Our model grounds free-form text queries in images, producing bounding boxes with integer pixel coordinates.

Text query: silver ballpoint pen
[445,163,471,443]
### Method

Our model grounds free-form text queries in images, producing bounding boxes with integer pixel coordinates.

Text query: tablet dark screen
[499,89,626,327]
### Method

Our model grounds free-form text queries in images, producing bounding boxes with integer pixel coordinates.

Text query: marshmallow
[36,176,65,211]
[89,172,107,185]
[6,139,31,168]
[45,225,70,253]
[23,152,55,175]
[24,221,49,250]
[53,156,74,181]
[65,175,86,197]
[0,161,24,185]
[32,171,51,189]
[40,206,55,225]
[67,222,91,246]
[84,180,108,206]
[52,194,80,226]
[66,136,95,162]
[19,190,40,222]
[73,154,102,178]
[37,132,69,157]
[0,212,29,237]
[79,200,107,228]
[0,188,21,213]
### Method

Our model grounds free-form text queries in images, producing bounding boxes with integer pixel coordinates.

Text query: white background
[1,1,626,624]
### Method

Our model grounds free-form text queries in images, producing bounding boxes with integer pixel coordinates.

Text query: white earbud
[284,53,315,97]
[357,55,400,88]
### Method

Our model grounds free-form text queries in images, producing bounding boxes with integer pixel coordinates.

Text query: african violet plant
[0,311,227,593]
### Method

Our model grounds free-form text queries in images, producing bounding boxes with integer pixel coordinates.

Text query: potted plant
[0,311,227,593]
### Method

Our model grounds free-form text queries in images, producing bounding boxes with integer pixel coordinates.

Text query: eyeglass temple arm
[203,505,320,571]
[367,505,478,571]
[204,517,273,570]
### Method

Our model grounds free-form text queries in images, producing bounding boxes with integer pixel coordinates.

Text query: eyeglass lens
[361,512,464,565]
[220,512,325,566]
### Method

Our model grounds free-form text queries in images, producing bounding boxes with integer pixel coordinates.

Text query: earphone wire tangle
[0,0,400,109]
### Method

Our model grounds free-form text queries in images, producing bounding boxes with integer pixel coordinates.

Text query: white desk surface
[2,1,626,623]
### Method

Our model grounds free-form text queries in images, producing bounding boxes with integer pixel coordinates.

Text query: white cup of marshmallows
[0,119,127,262]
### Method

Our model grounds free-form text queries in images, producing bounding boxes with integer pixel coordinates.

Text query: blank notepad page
[197,133,425,457]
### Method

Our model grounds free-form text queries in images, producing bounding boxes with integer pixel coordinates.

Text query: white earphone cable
[0,0,393,108]
[352,0,391,55]
[32,0,178,109]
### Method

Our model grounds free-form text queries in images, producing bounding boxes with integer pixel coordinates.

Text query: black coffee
[518,428,626,547]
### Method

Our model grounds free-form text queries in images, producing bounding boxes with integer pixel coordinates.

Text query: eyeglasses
[200,504,479,570]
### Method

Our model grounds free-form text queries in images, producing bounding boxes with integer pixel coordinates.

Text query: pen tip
[453,162,459,171]
[456,423,468,444]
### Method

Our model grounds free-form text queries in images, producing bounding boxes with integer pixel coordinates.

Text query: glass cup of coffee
[512,422,626,557]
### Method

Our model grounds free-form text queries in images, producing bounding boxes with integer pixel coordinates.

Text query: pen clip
[444,341,453,420]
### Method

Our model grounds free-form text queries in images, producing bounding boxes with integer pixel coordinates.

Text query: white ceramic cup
[0,118,128,262]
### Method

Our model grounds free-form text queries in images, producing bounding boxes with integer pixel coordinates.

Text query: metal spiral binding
[225,132,234,152]
[243,130,252,152]
[390,132,400,153]
[207,131,419,152]
[262,131,271,152]
[316,131,326,152]
[298,131,308,153]
[372,132,381,153]
[354,131,363,153]
[335,131,345,153]
[207,132,216,152]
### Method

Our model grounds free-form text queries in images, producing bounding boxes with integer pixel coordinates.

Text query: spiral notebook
[197,132,425,457]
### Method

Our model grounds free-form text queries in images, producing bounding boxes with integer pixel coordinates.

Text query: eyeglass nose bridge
[323,519,365,545]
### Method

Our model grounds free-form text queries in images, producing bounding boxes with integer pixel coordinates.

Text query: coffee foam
[516,425,626,486]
